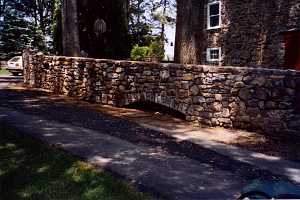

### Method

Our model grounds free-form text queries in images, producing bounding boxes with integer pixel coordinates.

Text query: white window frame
[207,47,222,62]
[207,0,222,30]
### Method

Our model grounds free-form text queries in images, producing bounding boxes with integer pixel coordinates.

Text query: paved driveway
[0,75,23,88]
[0,86,297,199]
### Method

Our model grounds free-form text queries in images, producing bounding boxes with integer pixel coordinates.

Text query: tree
[52,0,63,55]
[62,0,80,56]
[77,0,130,59]
[0,0,34,60]
[0,0,6,18]
[151,0,176,43]
[128,0,152,46]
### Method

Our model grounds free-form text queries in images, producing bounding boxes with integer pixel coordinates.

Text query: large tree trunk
[62,0,80,57]
[175,0,204,64]
[77,0,130,59]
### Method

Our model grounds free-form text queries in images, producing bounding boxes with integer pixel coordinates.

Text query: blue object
[239,180,300,199]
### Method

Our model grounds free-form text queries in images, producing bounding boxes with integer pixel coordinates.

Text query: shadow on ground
[0,125,149,200]
[0,88,297,185]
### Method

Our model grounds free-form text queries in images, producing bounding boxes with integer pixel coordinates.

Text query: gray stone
[160,70,170,80]
[239,88,251,100]
[246,107,260,117]
[255,88,268,100]
[266,101,277,109]
[190,85,200,96]
[234,82,245,88]
[251,77,266,86]
[24,52,300,134]
[143,71,152,76]
[193,105,204,112]
[193,96,206,104]
[219,118,232,124]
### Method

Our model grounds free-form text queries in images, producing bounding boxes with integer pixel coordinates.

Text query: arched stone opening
[117,93,187,120]
[125,101,186,120]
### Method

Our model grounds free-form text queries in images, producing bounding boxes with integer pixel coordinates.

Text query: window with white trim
[207,48,221,62]
[207,0,221,29]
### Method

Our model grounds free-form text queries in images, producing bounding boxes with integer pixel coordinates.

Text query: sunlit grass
[0,68,10,75]
[0,125,152,200]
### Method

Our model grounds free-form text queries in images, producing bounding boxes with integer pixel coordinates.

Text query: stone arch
[117,92,189,117]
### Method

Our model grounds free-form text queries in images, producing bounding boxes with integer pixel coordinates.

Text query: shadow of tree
[0,125,151,200]
[0,88,295,184]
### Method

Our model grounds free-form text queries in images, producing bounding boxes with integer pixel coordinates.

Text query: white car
[7,56,23,76]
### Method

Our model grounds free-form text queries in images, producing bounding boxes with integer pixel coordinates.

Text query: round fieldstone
[212,102,223,112]
[190,85,199,96]
[215,94,222,101]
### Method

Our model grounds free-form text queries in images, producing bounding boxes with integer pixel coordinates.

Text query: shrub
[130,45,149,61]
[148,40,165,62]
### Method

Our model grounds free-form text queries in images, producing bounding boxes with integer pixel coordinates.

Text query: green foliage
[0,0,57,59]
[128,0,153,47]
[130,37,165,62]
[130,45,150,61]
[0,125,152,200]
[0,1,32,60]
[0,68,9,75]
[149,40,165,61]
[52,0,63,54]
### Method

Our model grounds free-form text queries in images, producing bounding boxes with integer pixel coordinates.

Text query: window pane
[210,50,219,60]
[210,16,220,27]
[9,57,21,62]
[209,3,220,16]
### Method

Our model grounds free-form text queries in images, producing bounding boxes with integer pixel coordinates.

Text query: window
[9,57,21,62]
[207,48,221,62]
[207,0,221,29]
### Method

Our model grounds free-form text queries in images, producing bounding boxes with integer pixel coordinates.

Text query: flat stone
[234,82,245,88]
[143,71,152,76]
[251,77,266,86]
[193,105,204,112]
[183,74,194,81]
[193,96,206,104]
[219,118,232,124]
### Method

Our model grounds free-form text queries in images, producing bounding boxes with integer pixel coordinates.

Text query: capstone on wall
[175,0,300,68]
[23,51,300,137]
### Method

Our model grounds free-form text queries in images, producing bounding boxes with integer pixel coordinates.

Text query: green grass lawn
[0,68,10,75]
[0,125,151,200]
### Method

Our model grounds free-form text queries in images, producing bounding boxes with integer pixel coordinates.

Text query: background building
[175,0,300,69]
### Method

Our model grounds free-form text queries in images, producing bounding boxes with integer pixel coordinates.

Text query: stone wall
[23,51,300,137]
[175,0,300,68]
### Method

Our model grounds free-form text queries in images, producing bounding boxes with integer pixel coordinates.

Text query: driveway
[0,85,298,199]
[0,74,23,88]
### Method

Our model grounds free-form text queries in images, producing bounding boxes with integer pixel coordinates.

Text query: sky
[164,24,176,61]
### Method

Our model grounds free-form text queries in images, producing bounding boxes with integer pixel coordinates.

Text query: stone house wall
[175,0,300,68]
[23,51,300,137]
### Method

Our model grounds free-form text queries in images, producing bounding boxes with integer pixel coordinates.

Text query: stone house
[175,0,300,69]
